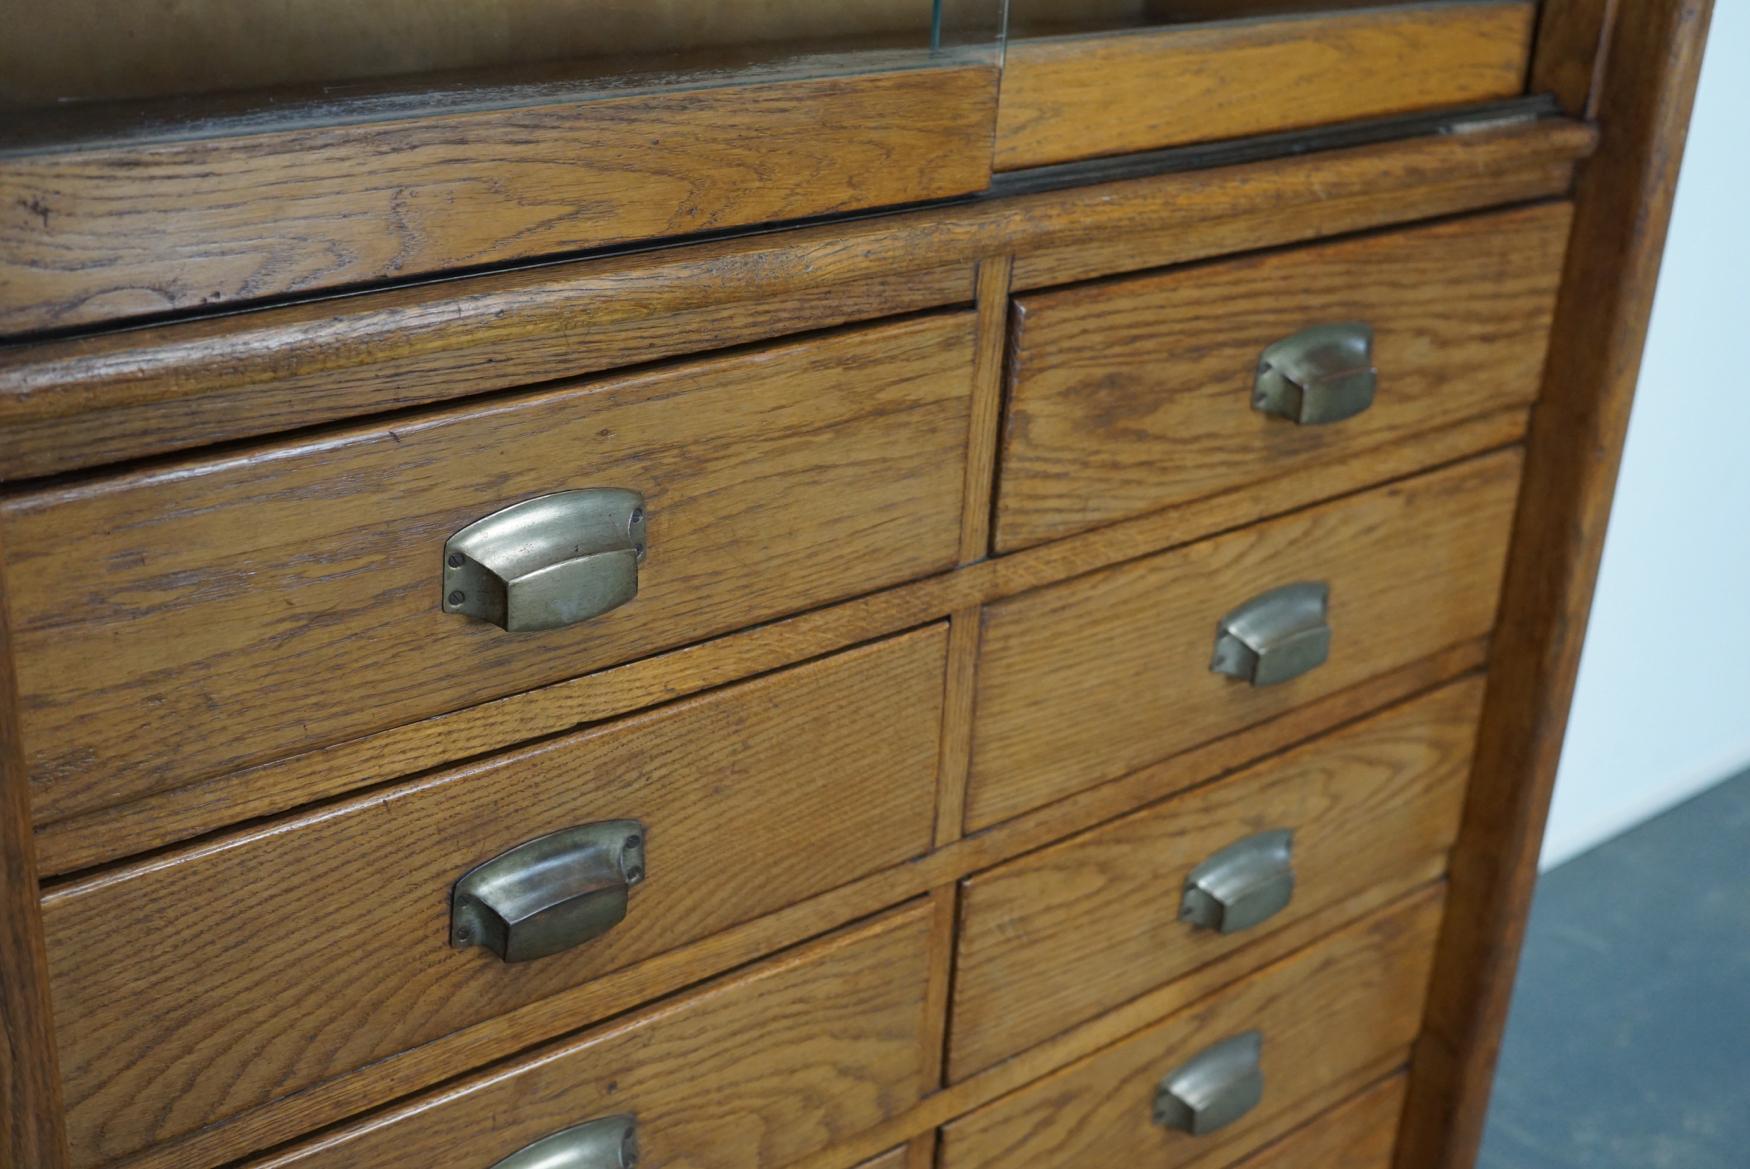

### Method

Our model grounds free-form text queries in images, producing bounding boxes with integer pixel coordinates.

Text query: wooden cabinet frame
[0,2,1714,1165]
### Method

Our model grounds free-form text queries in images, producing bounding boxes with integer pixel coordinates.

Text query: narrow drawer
[939,890,1442,1169]
[43,629,946,1168]
[950,678,1480,1079]
[1235,1076,1407,1169]
[994,203,1568,552]
[246,904,936,1169]
[966,450,1519,831]
[3,312,975,829]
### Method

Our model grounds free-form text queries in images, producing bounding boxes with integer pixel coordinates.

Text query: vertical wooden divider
[1396,2,1714,1168]
[916,254,1016,1163]
[0,535,70,1169]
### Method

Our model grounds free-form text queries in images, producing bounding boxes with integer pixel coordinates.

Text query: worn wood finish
[951,679,1481,1080]
[1530,0,1619,117]
[242,903,934,1169]
[0,120,1592,482]
[4,314,973,828]
[43,629,944,1168]
[32,406,1523,876]
[90,648,1486,1169]
[967,451,1521,830]
[996,204,1570,551]
[994,2,1535,170]
[0,64,998,337]
[1399,3,1716,1168]
[1237,1075,1406,1169]
[940,890,1443,1169]
[0,545,68,1168]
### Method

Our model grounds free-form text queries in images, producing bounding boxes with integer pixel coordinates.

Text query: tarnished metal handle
[452,821,646,963]
[443,488,647,633]
[1154,1032,1264,1136]
[1181,830,1295,935]
[1254,322,1377,425]
[488,1115,638,1169]
[1210,582,1331,687]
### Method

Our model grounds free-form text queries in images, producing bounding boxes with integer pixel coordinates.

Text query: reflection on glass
[1007,0,1403,37]
[1,0,1006,150]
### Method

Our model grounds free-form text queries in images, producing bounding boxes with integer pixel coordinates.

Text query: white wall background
[1539,5,1750,869]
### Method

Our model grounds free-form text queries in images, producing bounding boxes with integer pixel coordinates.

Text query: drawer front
[4,312,975,827]
[859,1151,910,1169]
[1235,1076,1406,1169]
[995,203,1568,552]
[45,630,946,1168]
[966,450,1520,831]
[939,890,1442,1169]
[248,905,936,1169]
[950,679,1480,1079]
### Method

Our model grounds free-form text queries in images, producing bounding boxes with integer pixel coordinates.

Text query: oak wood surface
[0,120,1592,482]
[0,64,998,337]
[1398,3,1716,1167]
[1531,0,1619,117]
[1236,1074,1406,1169]
[995,2,1536,170]
[91,650,1486,1169]
[863,1149,910,1169]
[244,903,936,1169]
[939,889,1443,1169]
[950,678,1481,1079]
[957,257,1015,563]
[32,407,1524,875]
[967,450,1522,830]
[4,313,974,828]
[0,539,68,1167]
[43,628,945,1168]
[996,203,1570,551]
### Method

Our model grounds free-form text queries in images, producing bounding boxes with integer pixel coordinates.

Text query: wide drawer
[246,904,936,1169]
[994,203,1568,552]
[965,450,1520,831]
[43,629,946,1168]
[3,312,975,828]
[950,678,1480,1079]
[939,890,1442,1169]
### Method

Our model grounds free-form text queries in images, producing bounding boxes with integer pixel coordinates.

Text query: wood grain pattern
[0,120,1592,482]
[243,903,935,1169]
[43,628,945,1168]
[3,313,974,828]
[0,64,998,336]
[31,407,1523,875]
[0,539,69,1167]
[940,889,1443,1169]
[1236,1075,1405,1169]
[958,257,1015,563]
[1398,3,1716,1167]
[933,609,985,850]
[82,650,1486,1169]
[967,450,1522,830]
[864,1149,910,1169]
[950,679,1482,1079]
[1531,0,1619,117]
[995,2,1536,170]
[996,203,1570,551]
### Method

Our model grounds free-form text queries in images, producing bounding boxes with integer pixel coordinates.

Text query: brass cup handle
[1254,322,1377,425]
[1180,830,1295,935]
[488,1115,638,1169]
[1154,1032,1265,1136]
[443,488,647,633]
[1210,581,1331,687]
[452,821,646,963]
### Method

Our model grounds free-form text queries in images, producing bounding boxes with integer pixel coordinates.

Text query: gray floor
[1477,768,1750,1169]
